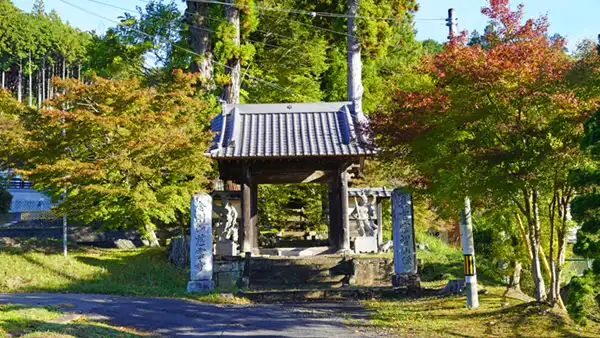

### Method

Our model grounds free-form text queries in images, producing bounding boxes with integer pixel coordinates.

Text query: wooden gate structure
[209,101,376,254]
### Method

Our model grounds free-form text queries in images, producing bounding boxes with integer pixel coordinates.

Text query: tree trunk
[168,236,190,268]
[42,60,46,101]
[62,57,66,80]
[186,1,214,89]
[78,63,81,81]
[554,197,570,310]
[144,224,161,247]
[17,59,22,103]
[549,191,558,304]
[28,52,33,107]
[222,0,241,104]
[37,69,41,108]
[529,189,547,302]
[1,71,4,89]
[509,260,522,291]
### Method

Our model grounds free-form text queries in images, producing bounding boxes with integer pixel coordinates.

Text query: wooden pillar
[328,180,340,250]
[251,183,259,251]
[241,165,252,254]
[328,168,350,252]
[376,199,384,248]
[340,170,350,251]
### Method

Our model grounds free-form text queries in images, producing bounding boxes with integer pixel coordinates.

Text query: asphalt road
[0,293,383,337]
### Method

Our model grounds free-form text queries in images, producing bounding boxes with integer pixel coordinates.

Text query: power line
[86,0,139,14]
[187,0,445,22]
[258,11,415,51]
[189,22,337,63]
[61,0,318,102]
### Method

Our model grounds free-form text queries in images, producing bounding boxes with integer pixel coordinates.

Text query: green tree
[0,89,28,170]
[371,0,599,302]
[567,108,600,324]
[258,184,327,233]
[20,72,215,245]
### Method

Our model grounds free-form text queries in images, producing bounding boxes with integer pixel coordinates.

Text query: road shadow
[0,303,152,337]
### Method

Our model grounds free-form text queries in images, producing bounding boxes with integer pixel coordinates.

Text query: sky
[12,0,599,52]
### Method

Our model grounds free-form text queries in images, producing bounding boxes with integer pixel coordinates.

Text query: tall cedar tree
[371,0,599,302]
[20,71,215,245]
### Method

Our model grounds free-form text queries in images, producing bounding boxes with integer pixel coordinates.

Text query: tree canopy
[371,0,600,302]
[19,71,215,244]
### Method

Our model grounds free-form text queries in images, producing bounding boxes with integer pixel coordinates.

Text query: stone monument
[213,194,239,256]
[391,189,420,288]
[352,190,378,254]
[187,193,215,293]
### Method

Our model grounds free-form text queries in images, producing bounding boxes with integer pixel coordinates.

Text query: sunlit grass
[362,287,600,337]
[0,303,157,337]
[0,240,247,304]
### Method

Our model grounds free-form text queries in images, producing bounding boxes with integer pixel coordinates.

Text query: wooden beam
[301,170,326,183]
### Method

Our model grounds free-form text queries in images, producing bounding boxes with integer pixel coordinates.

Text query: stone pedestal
[187,280,215,293]
[391,189,419,288]
[216,240,238,257]
[354,237,378,254]
[187,193,215,293]
[392,273,421,289]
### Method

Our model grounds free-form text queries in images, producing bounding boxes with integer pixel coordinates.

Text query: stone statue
[351,190,378,237]
[213,194,238,243]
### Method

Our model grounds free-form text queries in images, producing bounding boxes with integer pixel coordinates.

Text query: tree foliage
[19,72,215,243]
[258,184,327,233]
[371,0,600,302]
[568,107,600,323]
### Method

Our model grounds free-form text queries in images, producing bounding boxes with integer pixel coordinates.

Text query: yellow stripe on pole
[464,254,474,276]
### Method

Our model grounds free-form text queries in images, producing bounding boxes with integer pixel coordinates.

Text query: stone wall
[214,259,245,289]
[349,257,395,286]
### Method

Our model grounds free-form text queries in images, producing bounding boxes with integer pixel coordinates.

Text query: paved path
[0,293,382,337]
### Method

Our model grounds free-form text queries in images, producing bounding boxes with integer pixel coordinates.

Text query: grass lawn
[0,303,156,337]
[0,239,244,304]
[362,287,600,337]
[358,235,600,337]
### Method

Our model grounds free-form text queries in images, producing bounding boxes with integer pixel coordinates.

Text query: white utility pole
[347,0,363,114]
[447,7,479,308]
[446,8,457,39]
[460,197,479,308]
[61,108,68,258]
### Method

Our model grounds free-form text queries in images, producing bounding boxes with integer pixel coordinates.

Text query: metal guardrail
[8,179,33,189]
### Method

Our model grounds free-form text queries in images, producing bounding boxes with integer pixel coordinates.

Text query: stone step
[257,246,331,257]
[239,286,410,302]
[247,255,353,290]
[249,281,346,290]
[249,275,346,285]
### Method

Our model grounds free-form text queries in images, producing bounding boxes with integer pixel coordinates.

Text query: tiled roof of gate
[209,102,376,159]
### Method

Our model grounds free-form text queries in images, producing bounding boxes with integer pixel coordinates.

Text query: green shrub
[0,185,12,215]
[567,269,600,325]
